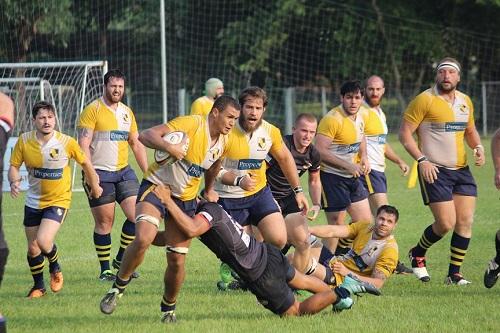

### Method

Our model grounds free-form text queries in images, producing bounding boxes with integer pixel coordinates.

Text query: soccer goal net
[0,61,107,191]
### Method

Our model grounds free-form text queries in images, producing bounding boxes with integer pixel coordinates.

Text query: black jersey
[196,202,267,282]
[266,135,321,200]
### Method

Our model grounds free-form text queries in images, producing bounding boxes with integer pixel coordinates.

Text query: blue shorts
[24,206,68,227]
[360,170,387,194]
[84,165,140,207]
[318,246,335,267]
[320,171,368,212]
[218,186,281,227]
[136,180,197,219]
[418,166,477,205]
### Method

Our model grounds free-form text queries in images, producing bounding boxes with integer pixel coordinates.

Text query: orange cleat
[27,287,47,299]
[50,271,64,292]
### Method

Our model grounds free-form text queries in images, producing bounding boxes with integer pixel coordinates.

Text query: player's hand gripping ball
[154,131,190,165]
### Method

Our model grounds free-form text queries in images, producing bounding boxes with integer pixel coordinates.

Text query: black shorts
[276,193,302,217]
[83,165,139,207]
[23,206,68,227]
[247,243,296,315]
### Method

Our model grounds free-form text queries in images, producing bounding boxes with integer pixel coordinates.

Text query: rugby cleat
[161,310,177,323]
[394,261,413,275]
[50,271,64,292]
[99,269,116,282]
[445,273,471,286]
[112,259,139,279]
[484,258,500,288]
[340,274,381,296]
[408,248,430,282]
[100,288,122,314]
[332,297,353,313]
[26,287,46,299]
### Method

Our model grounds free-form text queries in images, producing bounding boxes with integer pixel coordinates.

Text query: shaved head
[366,75,384,87]
[365,75,385,107]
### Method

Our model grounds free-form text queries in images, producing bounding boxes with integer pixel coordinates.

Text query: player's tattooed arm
[372,268,388,281]
[78,127,92,138]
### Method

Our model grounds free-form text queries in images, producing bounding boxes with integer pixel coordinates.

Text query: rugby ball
[154,131,189,165]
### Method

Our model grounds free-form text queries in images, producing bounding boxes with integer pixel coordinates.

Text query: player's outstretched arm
[153,185,210,238]
[309,225,350,239]
[492,129,500,189]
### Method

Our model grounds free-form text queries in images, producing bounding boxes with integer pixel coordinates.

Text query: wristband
[474,144,484,153]
[293,186,303,194]
[233,176,245,186]
[417,156,428,163]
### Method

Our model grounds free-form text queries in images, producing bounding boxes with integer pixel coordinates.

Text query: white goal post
[0,61,108,191]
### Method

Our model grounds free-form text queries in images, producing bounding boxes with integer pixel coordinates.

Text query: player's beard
[437,81,457,93]
[366,96,380,107]
[106,90,123,104]
[239,114,262,132]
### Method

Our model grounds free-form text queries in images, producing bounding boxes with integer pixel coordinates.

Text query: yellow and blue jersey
[317,105,368,177]
[145,115,227,201]
[78,98,138,171]
[404,86,474,169]
[215,120,284,198]
[363,103,388,172]
[190,96,214,117]
[341,220,398,278]
[10,131,86,209]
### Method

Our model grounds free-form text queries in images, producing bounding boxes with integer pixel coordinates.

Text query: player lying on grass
[100,184,381,318]
[290,205,399,290]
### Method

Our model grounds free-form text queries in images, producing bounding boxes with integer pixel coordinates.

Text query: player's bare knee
[166,247,188,268]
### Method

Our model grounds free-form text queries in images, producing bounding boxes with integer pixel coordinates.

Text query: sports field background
[0,137,499,333]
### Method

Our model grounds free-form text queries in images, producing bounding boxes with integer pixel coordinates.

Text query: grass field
[1,137,499,333]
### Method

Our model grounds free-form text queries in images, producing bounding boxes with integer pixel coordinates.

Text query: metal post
[160,0,168,123]
[481,81,487,136]
[321,86,328,116]
[178,89,186,116]
[284,87,294,135]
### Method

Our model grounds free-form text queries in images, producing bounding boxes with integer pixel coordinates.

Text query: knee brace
[166,245,189,255]
[136,214,160,228]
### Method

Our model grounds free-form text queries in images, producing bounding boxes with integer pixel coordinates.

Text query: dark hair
[340,80,363,97]
[238,86,268,108]
[104,69,126,85]
[295,113,317,125]
[32,101,55,118]
[376,205,399,222]
[211,95,241,113]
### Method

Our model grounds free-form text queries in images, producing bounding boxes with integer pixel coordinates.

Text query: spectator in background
[190,78,224,117]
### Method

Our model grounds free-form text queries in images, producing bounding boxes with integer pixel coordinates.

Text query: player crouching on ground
[297,205,399,290]
[9,101,102,298]
[101,184,381,317]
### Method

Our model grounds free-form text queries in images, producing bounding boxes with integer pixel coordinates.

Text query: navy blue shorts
[84,165,140,207]
[24,206,68,227]
[276,193,302,216]
[247,243,296,315]
[318,246,335,267]
[418,166,477,205]
[320,171,368,212]
[360,170,387,194]
[136,179,197,219]
[218,186,281,227]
